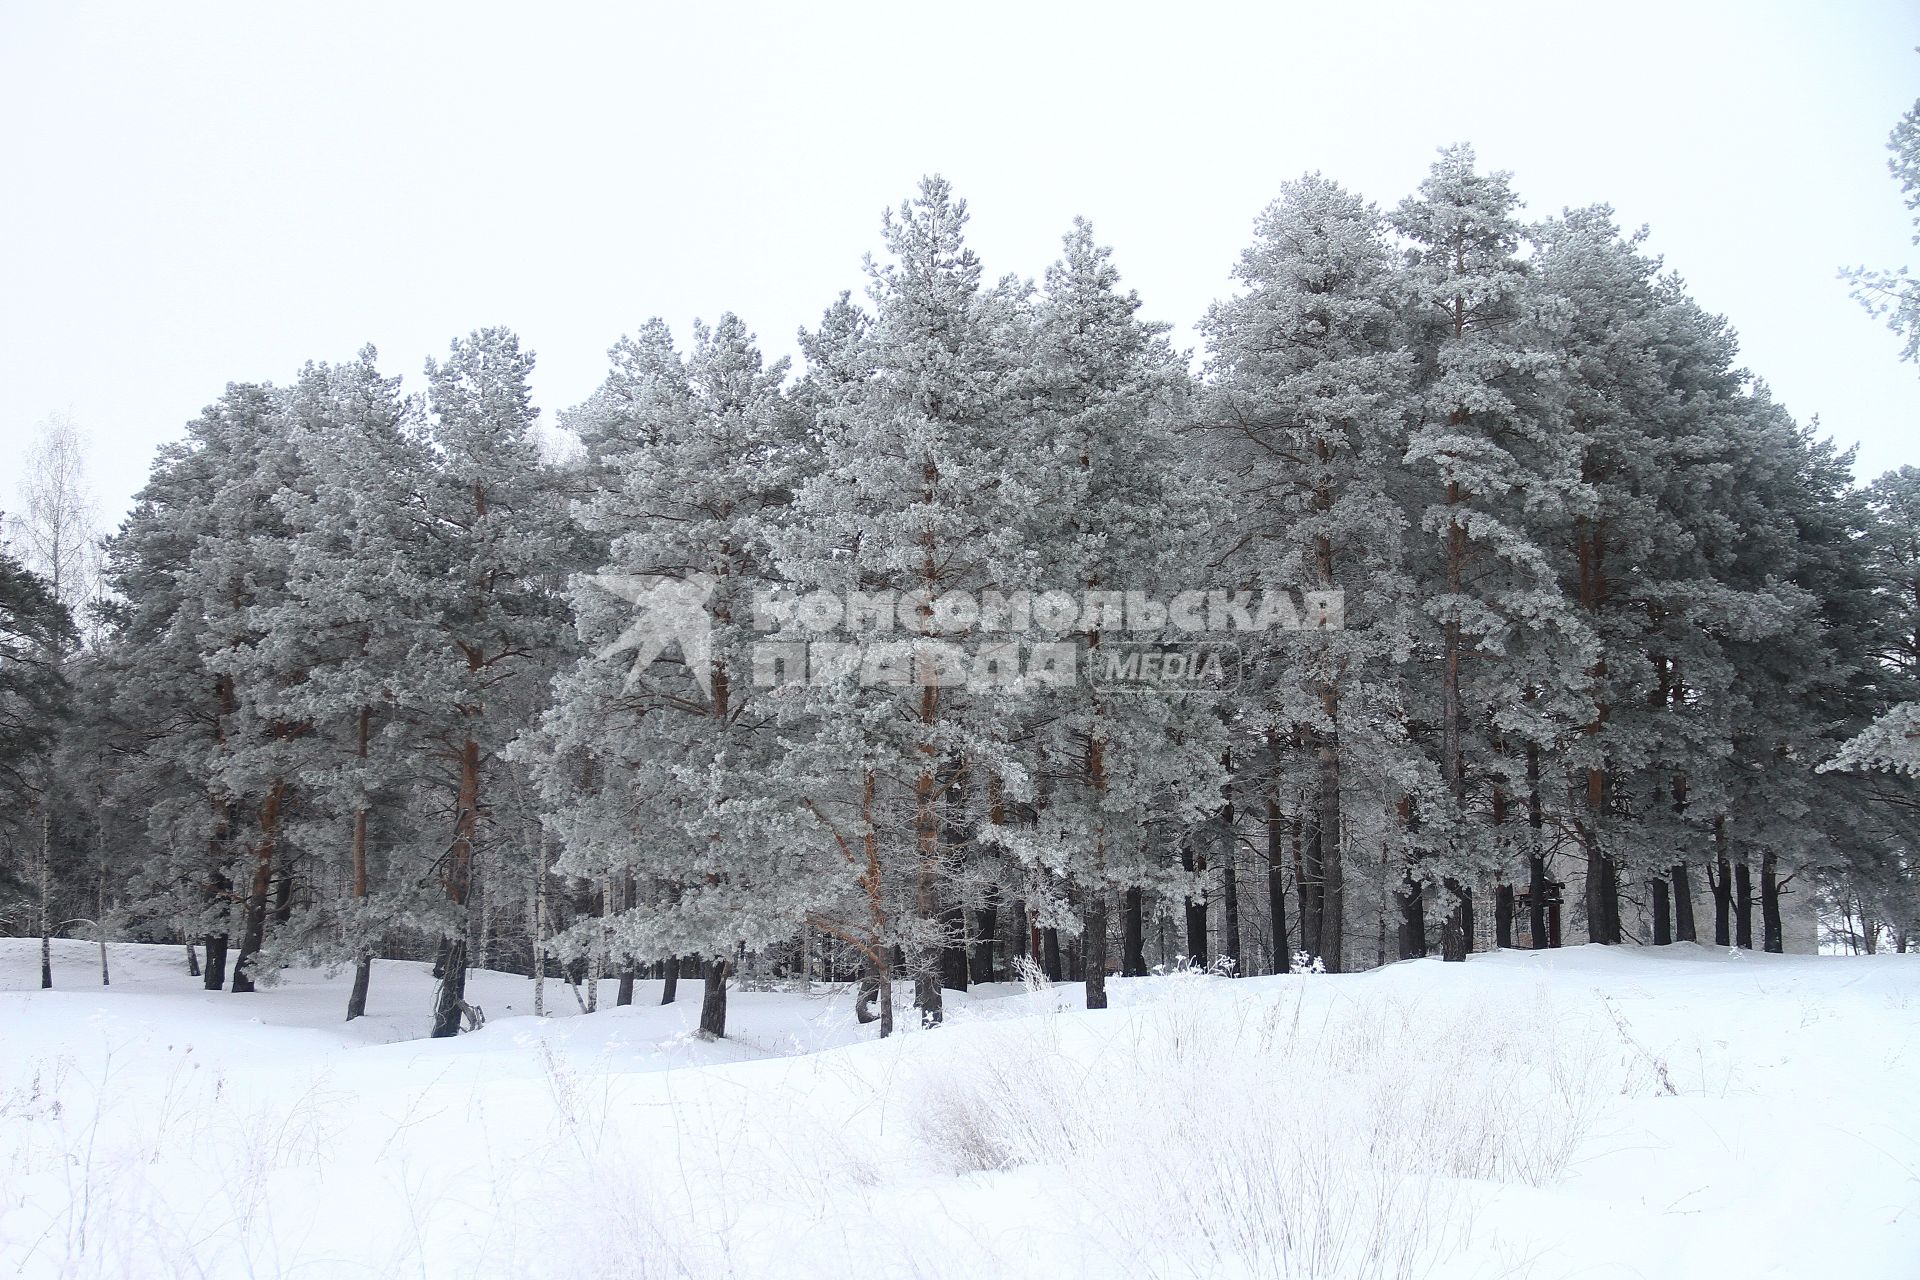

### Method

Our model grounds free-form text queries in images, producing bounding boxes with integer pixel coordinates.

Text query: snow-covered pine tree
[99,385,310,992]
[1201,175,1421,973]
[776,177,1037,1027]
[531,314,812,1039]
[418,329,579,1036]
[1391,146,1587,960]
[0,542,73,982]
[1021,217,1222,1006]
[263,349,442,1018]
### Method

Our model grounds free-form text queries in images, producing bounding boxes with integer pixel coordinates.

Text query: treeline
[4,146,1917,1036]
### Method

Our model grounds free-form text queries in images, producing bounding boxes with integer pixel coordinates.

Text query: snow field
[2,939,1915,1278]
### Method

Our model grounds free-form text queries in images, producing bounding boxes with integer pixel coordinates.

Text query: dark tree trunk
[1266,800,1290,974]
[970,890,998,984]
[699,955,728,1037]
[1711,820,1733,946]
[1042,927,1063,982]
[940,901,970,993]
[1582,827,1617,944]
[1180,835,1207,967]
[432,738,481,1038]
[660,955,679,1004]
[1734,861,1753,950]
[1439,878,1469,962]
[1494,884,1514,949]
[346,705,373,1021]
[1398,876,1427,960]
[1651,877,1672,945]
[1218,800,1241,976]
[203,932,228,990]
[232,783,284,994]
[1122,886,1147,977]
[617,964,635,1006]
[1527,855,1550,950]
[1083,890,1108,1009]
[1599,856,1620,943]
[1311,720,1343,972]
[1299,812,1323,967]
[1760,853,1783,954]
[348,958,371,1020]
[1672,865,1697,943]
[1525,740,1550,948]
[857,951,895,1037]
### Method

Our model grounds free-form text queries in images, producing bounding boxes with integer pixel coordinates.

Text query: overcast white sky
[3,1,1917,533]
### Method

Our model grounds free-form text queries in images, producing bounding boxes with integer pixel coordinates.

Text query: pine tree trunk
[1122,886,1147,977]
[431,738,481,1038]
[1760,852,1783,954]
[1494,884,1514,949]
[1582,821,1612,944]
[614,874,635,1006]
[970,889,999,984]
[95,826,109,986]
[185,940,201,978]
[1711,817,1732,946]
[1438,474,1471,968]
[532,830,549,1017]
[912,676,944,1028]
[1734,860,1753,950]
[1180,835,1207,966]
[940,903,970,992]
[1526,740,1550,948]
[1042,927,1063,981]
[1398,875,1427,960]
[1439,877,1469,962]
[699,955,728,1038]
[37,801,53,989]
[860,950,894,1038]
[1599,857,1620,944]
[660,956,678,1005]
[346,704,373,1021]
[1651,878,1672,945]
[1266,798,1290,974]
[1083,889,1108,1009]
[1313,715,1343,973]
[1218,792,1241,976]
[1672,865,1697,943]
[231,782,284,994]
[202,802,233,989]
[203,929,228,990]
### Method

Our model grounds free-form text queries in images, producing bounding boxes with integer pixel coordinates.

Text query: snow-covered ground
[1,939,1914,1279]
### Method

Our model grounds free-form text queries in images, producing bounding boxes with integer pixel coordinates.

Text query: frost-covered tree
[776,177,1038,1027]
[0,545,72,983]
[532,314,812,1039]
[101,385,309,991]
[1202,175,1421,972]
[417,329,579,1036]
[262,350,442,1018]
[1391,146,1588,959]
[1020,217,1223,1005]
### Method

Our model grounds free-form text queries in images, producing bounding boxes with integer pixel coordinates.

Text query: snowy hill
[2,939,1915,1279]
